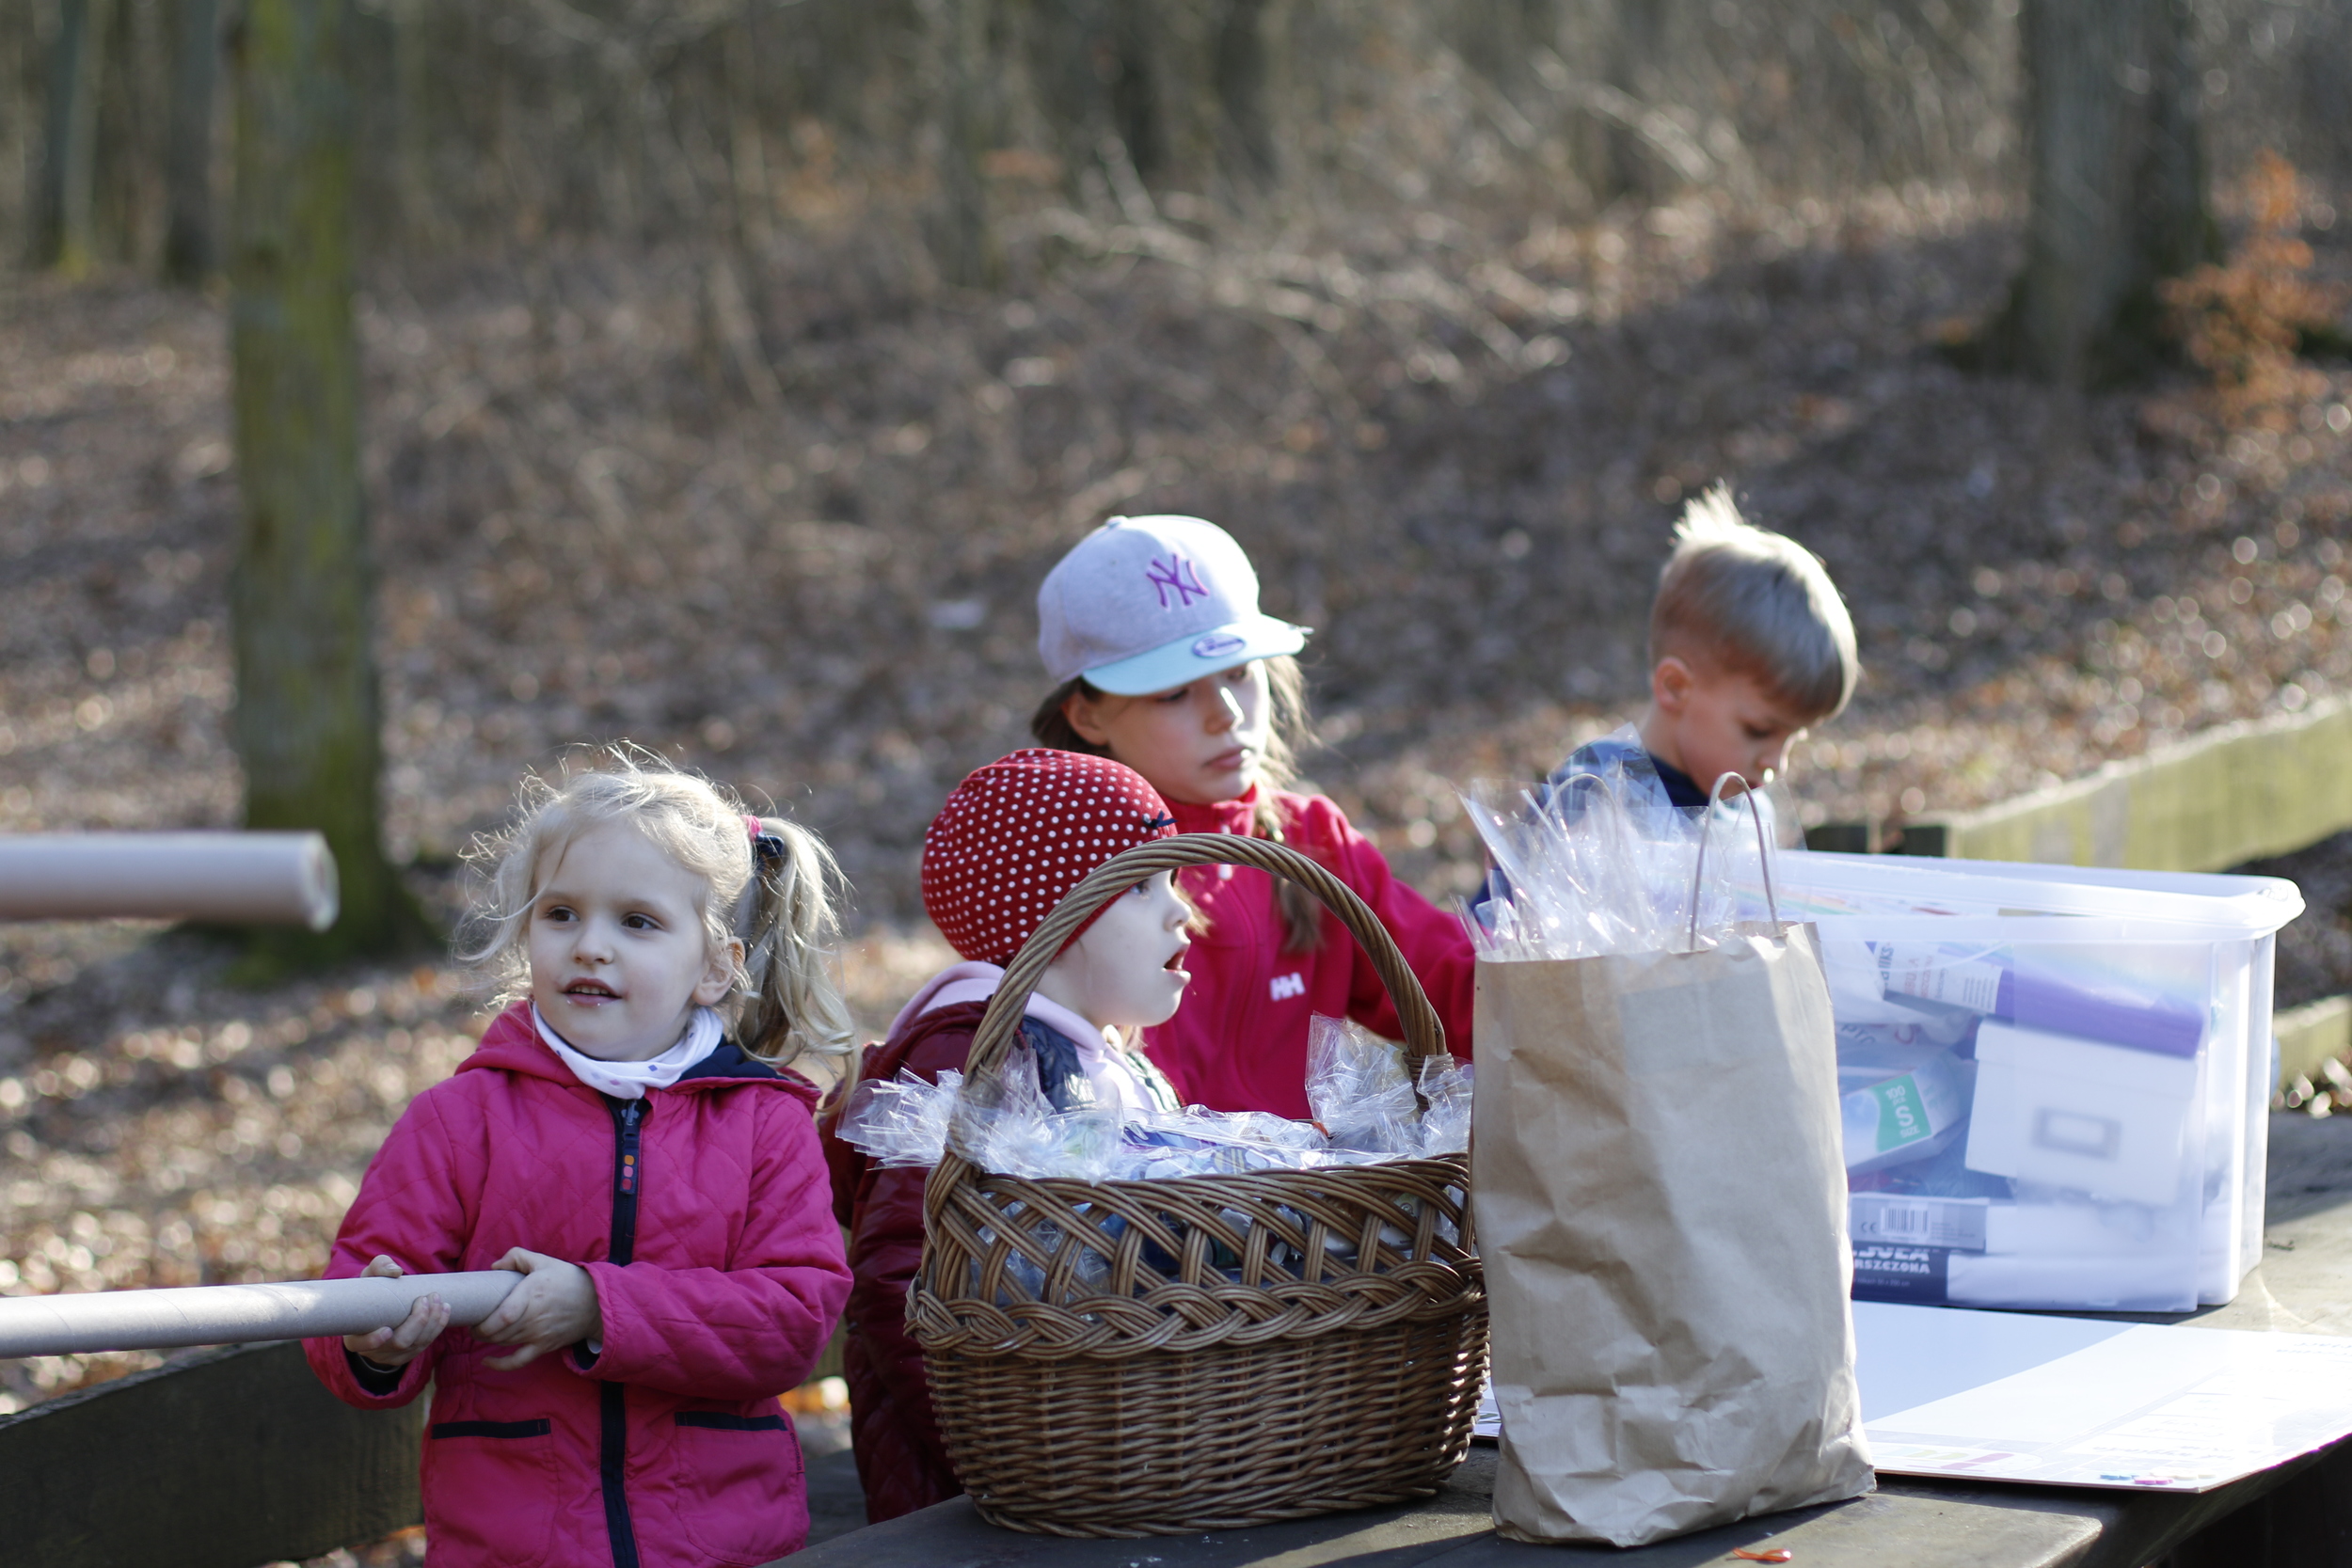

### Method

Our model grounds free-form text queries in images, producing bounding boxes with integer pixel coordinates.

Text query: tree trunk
[228,0,417,964]
[1104,0,1162,182]
[164,0,219,283]
[1210,0,1276,190]
[1459,0,1559,100]
[33,0,110,273]
[919,0,998,289]
[1988,0,2218,386]
[1600,0,1664,204]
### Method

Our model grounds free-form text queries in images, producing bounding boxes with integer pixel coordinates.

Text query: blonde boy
[1561,485,1859,806]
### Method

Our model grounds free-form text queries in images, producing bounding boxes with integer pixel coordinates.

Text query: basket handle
[952,830,1445,1119]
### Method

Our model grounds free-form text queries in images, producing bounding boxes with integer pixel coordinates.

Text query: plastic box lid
[1779,852,2303,940]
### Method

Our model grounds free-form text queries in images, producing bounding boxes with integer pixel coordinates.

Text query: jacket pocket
[422,1417,561,1568]
[430,1418,553,1438]
[670,1408,805,1566]
[675,1410,789,1432]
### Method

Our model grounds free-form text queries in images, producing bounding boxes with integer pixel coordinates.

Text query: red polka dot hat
[922,748,1179,965]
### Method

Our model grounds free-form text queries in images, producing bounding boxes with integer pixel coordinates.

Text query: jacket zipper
[598,1096,645,1568]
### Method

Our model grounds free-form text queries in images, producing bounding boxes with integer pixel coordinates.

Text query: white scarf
[888,960,1161,1117]
[533,1004,724,1100]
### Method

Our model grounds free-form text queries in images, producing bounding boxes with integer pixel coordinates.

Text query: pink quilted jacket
[305,1002,851,1568]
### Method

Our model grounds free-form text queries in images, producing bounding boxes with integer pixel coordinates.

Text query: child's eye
[622,911,659,930]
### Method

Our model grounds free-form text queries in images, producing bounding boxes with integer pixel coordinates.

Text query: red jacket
[1149,790,1476,1117]
[818,1000,991,1524]
[305,1003,851,1568]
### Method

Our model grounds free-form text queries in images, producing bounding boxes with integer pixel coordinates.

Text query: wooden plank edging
[0,1339,422,1568]
[1910,696,2352,873]
[2277,994,2352,1092]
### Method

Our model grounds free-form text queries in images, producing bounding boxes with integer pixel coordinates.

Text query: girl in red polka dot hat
[1031,515,1476,1119]
[821,747,1192,1523]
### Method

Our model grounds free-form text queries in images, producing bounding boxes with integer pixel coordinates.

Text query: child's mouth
[564,979,621,1001]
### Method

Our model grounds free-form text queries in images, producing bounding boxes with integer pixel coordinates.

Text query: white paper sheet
[1858,1300,2352,1491]
[1473,1302,2352,1494]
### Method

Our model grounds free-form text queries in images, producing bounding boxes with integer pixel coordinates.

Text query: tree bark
[919,0,998,289]
[33,0,110,273]
[164,0,219,283]
[1104,0,1162,182]
[228,0,416,963]
[1459,0,1559,100]
[1210,0,1276,190]
[1987,0,2218,386]
[1600,0,1664,204]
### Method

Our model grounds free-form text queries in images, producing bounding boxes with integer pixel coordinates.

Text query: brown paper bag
[1472,921,1874,1546]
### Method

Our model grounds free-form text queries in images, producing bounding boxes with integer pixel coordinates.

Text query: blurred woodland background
[5,0,2352,1420]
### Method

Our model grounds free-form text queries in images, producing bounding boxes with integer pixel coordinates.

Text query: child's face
[1645,657,1818,800]
[526,820,739,1062]
[1036,871,1193,1034]
[1061,661,1270,804]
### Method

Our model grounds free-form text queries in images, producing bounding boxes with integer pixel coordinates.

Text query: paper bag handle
[1685,776,1781,952]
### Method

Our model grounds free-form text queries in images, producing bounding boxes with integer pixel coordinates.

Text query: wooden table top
[786,1113,2352,1568]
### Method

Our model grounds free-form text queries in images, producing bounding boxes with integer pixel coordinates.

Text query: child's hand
[342,1255,449,1370]
[476,1247,604,1370]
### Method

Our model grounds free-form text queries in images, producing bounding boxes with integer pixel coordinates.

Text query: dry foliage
[2164,150,2351,422]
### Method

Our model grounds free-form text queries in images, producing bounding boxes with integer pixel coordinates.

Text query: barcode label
[1875,943,2005,1014]
[1851,1194,1988,1251]
[1860,1203,1931,1240]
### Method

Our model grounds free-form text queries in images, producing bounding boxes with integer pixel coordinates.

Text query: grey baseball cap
[1037,515,1310,695]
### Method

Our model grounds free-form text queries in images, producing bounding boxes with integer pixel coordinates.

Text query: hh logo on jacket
[1269,973,1306,1001]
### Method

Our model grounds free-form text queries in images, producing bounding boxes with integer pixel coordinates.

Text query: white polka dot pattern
[921,747,1179,964]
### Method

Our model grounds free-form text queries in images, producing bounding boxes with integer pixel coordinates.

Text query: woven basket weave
[911,832,1487,1538]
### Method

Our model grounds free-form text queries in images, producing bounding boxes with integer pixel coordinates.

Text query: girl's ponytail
[738,817,856,1069]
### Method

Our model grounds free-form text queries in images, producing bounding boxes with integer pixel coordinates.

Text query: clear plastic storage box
[1772,853,2303,1313]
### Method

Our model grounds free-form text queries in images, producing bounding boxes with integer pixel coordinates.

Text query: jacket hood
[461,1002,819,1109]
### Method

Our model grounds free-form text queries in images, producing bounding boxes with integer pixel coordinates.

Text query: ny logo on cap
[1145,553,1209,609]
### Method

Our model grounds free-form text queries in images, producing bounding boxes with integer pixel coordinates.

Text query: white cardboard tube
[0,832,339,929]
[0,1272,519,1359]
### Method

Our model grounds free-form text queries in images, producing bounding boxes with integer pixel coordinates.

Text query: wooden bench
[786,1110,2352,1568]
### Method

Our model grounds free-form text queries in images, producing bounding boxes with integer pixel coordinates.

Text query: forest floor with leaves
[3,172,2352,1418]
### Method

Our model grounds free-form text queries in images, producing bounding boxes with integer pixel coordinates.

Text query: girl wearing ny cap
[1030,515,1476,1120]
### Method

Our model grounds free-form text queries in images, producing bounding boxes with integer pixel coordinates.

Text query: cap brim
[1083,614,1310,696]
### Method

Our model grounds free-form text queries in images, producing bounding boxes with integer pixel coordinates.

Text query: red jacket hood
[461,1000,822,1108]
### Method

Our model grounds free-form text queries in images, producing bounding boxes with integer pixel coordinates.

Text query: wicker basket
[910,832,1487,1538]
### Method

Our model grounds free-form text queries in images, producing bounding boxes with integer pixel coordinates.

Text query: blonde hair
[1650,484,1860,720]
[460,746,854,1069]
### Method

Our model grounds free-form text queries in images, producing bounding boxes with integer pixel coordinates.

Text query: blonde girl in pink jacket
[306,751,853,1567]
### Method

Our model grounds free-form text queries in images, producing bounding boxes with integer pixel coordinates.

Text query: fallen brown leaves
[4,170,2351,1411]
